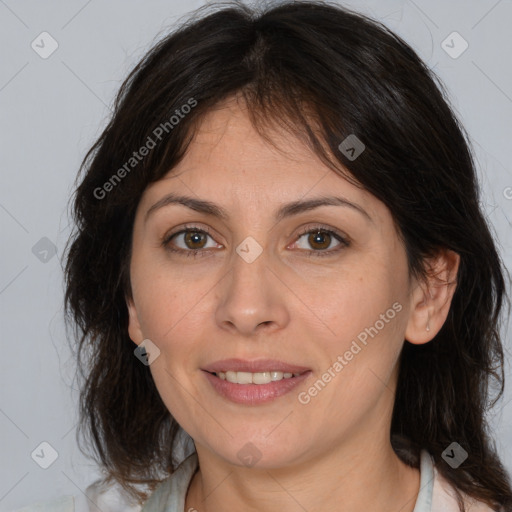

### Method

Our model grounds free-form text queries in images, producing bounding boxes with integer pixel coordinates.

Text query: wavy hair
[64,1,512,510]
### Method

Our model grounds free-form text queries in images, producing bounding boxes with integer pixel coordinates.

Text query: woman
[19,1,512,511]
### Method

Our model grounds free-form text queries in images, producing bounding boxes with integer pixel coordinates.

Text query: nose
[214,242,290,337]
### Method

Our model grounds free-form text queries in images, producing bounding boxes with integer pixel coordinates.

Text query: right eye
[161,225,223,258]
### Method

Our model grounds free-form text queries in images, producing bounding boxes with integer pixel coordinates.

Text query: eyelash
[161,223,350,259]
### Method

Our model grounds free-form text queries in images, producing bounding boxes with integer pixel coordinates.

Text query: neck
[185,436,420,512]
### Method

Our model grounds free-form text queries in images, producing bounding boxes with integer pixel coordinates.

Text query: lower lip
[202,370,311,405]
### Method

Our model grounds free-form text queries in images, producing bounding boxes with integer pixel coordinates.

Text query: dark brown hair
[63,1,512,510]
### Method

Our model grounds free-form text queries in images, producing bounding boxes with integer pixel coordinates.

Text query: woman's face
[127,97,422,468]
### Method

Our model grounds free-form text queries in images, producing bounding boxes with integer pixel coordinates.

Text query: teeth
[216,371,300,384]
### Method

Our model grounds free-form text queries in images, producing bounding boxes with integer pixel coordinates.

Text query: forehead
[137,98,384,224]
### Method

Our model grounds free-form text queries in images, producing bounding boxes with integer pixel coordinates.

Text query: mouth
[201,359,312,405]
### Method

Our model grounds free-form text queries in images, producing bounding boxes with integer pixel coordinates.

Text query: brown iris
[307,230,331,250]
[184,231,208,250]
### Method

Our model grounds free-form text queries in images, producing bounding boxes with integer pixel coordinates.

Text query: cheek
[132,261,215,359]
[315,263,406,345]
[313,265,409,399]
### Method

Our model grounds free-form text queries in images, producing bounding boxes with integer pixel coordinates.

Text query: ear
[404,249,460,345]
[126,296,144,346]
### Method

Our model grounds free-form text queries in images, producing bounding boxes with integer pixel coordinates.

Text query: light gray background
[1,0,511,510]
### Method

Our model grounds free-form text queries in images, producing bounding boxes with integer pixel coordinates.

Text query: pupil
[186,231,206,249]
[310,231,330,249]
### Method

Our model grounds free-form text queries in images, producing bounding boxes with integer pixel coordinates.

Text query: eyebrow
[144,192,372,224]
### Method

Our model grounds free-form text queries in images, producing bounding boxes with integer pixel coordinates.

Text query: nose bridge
[229,233,271,303]
[214,232,288,334]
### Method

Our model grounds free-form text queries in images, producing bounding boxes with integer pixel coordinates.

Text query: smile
[202,369,311,405]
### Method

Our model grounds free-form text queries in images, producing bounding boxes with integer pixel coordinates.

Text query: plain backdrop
[1,0,511,510]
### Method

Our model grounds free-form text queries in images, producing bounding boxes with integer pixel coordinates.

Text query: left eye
[293,229,346,253]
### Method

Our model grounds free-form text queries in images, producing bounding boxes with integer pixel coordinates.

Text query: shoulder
[9,495,75,512]
[432,459,497,512]
[139,452,199,512]
[10,479,143,512]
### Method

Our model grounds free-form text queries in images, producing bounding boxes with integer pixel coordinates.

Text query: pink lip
[202,370,311,405]
[201,358,311,374]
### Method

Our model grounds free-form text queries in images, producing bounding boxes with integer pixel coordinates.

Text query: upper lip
[202,358,311,374]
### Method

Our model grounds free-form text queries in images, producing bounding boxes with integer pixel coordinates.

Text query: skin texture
[126,95,460,512]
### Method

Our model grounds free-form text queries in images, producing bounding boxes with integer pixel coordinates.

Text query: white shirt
[10,450,495,512]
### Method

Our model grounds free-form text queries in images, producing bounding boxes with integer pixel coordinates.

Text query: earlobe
[404,249,460,345]
[126,297,144,345]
